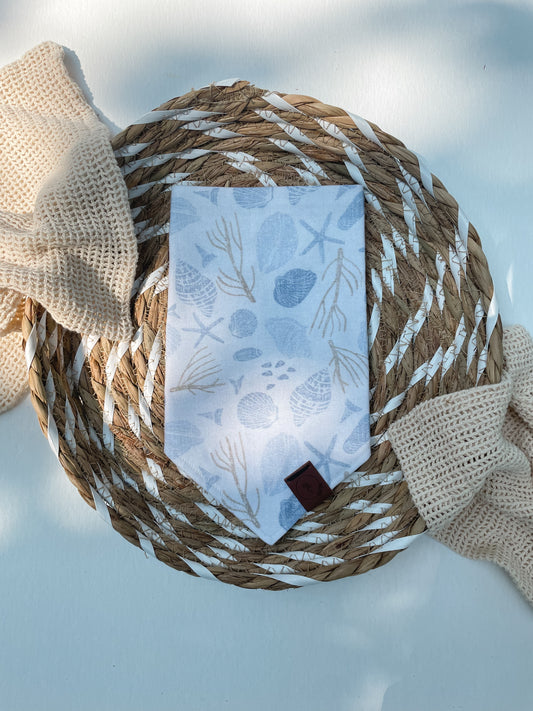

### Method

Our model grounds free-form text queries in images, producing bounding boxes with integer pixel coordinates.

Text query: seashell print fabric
[165,185,369,544]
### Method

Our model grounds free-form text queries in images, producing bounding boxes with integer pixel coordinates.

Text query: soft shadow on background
[1,1,533,710]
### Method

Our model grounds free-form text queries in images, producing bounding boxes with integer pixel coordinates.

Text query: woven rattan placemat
[23,80,502,589]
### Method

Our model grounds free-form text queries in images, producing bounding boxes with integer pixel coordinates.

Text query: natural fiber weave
[23,80,503,589]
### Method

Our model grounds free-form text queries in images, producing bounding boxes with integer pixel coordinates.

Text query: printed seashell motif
[229,309,257,338]
[343,415,370,454]
[273,268,317,308]
[233,187,274,209]
[237,392,279,429]
[278,495,305,529]
[337,193,364,231]
[261,434,303,495]
[174,260,217,317]
[165,420,203,456]
[289,368,332,426]
[256,212,297,273]
[172,197,200,231]
[265,317,312,358]
[288,186,319,205]
[233,347,263,361]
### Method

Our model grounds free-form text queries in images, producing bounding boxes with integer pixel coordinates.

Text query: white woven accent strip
[195,501,251,538]
[374,532,423,553]
[343,160,368,188]
[346,111,384,148]
[143,328,162,409]
[368,302,380,349]
[208,535,248,553]
[448,244,462,294]
[391,226,407,258]
[24,322,38,371]
[137,532,156,557]
[299,155,329,179]
[114,142,151,158]
[127,400,141,439]
[435,251,446,312]
[424,346,444,385]
[64,397,76,455]
[347,500,392,515]
[214,77,241,87]
[268,137,306,157]
[182,557,219,580]
[343,144,367,172]
[278,551,345,566]
[291,166,321,185]
[122,153,181,176]
[227,159,277,186]
[90,485,112,526]
[259,572,319,586]
[204,127,242,139]
[455,227,468,277]
[380,234,397,295]
[255,109,315,146]
[141,469,159,497]
[467,298,485,372]
[207,547,238,562]
[137,390,153,431]
[180,119,223,131]
[441,315,467,378]
[220,150,258,163]
[397,179,420,218]
[397,162,427,204]
[130,326,144,355]
[294,532,337,544]
[384,278,433,374]
[263,91,302,113]
[346,469,403,487]
[413,152,435,196]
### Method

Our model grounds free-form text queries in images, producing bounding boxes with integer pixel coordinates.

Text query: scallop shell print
[265,317,311,358]
[233,187,273,209]
[172,197,200,231]
[174,260,217,317]
[256,212,297,273]
[165,420,203,456]
[229,309,257,338]
[237,392,278,429]
[289,368,332,426]
[273,269,317,308]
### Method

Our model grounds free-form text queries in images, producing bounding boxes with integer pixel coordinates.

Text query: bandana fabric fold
[0,41,137,413]
[389,325,533,606]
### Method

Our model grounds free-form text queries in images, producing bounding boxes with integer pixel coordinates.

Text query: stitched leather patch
[284,461,333,511]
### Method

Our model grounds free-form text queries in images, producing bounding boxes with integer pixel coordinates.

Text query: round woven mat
[23,80,502,590]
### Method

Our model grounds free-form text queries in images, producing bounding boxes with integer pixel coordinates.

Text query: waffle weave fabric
[0,41,137,413]
[389,325,533,606]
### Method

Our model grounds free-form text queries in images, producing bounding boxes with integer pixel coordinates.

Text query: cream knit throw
[0,41,137,413]
[389,325,533,606]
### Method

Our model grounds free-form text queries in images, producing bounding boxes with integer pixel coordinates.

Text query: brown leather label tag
[284,461,333,511]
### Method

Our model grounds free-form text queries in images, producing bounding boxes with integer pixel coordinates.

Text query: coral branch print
[311,248,362,338]
[328,340,366,392]
[206,214,256,302]
[210,433,261,528]
[170,346,224,394]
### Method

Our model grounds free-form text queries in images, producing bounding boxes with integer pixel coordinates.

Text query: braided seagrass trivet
[23,80,502,590]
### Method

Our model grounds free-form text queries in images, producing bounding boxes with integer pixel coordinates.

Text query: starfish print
[182,313,224,347]
[304,435,350,479]
[299,212,345,262]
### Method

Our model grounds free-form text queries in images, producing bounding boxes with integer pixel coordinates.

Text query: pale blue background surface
[1,2,533,709]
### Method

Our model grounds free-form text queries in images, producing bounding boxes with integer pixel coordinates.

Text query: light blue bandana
[164,185,369,544]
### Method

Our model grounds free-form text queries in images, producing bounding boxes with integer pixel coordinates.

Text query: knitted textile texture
[0,41,137,413]
[389,325,533,605]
